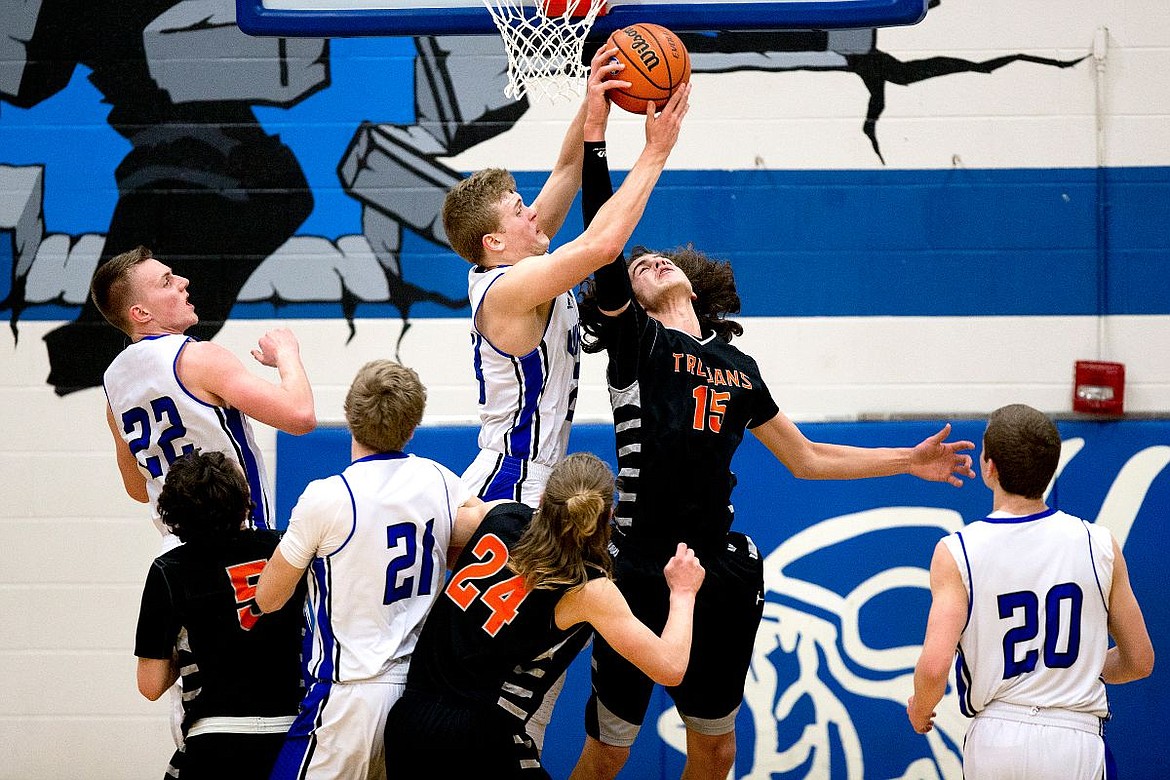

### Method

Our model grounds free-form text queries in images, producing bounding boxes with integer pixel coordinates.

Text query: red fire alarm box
[1073,361,1125,415]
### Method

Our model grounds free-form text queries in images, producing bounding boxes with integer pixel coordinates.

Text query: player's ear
[483,232,504,253]
[129,303,151,325]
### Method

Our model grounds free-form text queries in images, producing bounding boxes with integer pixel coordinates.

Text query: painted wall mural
[1,0,1118,395]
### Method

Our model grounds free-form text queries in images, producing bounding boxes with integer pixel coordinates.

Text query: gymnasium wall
[1,0,1167,777]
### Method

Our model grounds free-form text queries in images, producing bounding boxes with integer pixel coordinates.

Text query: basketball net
[483,0,607,103]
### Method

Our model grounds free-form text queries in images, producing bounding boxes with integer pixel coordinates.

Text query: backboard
[237,0,929,37]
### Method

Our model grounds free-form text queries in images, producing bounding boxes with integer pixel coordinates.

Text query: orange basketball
[605,23,690,114]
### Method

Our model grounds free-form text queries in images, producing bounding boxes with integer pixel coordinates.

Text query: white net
[483,0,607,103]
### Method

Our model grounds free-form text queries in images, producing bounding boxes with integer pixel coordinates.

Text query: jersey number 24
[446,534,529,636]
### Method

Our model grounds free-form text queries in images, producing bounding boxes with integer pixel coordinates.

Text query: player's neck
[990,489,1048,516]
[131,325,184,342]
[647,299,702,337]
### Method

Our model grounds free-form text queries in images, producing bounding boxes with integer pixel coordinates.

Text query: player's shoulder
[480,501,533,538]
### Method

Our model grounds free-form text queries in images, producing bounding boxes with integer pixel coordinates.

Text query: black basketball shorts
[586,531,765,746]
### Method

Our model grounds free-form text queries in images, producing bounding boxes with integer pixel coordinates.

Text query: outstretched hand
[584,45,629,139]
[909,423,976,487]
[644,81,689,156]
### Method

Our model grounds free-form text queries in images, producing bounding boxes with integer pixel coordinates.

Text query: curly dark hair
[580,245,744,353]
[156,451,252,543]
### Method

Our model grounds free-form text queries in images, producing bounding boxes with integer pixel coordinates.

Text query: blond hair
[90,246,153,333]
[344,360,426,452]
[442,168,516,265]
[509,453,615,591]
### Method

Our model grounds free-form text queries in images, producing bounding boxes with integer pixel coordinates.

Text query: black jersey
[404,503,597,725]
[134,530,304,736]
[597,301,779,562]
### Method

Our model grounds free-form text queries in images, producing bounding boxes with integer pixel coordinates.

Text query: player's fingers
[591,44,620,67]
[599,79,632,92]
[930,422,953,443]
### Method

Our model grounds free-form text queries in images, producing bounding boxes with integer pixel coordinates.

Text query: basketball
[604,23,691,114]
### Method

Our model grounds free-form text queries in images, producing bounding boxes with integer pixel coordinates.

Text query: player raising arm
[445,44,689,507]
[569,126,976,780]
[93,245,315,539]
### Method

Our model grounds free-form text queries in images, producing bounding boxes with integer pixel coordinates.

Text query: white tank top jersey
[943,508,1114,719]
[278,453,471,684]
[466,265,580,470]
[102,333,274,532]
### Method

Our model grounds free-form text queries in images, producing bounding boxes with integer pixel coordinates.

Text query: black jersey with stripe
[404,503,597,724]
[598,301,779,563]
[134,530,305,736]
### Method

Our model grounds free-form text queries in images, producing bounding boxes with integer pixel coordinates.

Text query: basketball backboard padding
[236,0,929,37]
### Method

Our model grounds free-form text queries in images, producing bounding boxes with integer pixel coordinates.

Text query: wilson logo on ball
[622,27,662,70]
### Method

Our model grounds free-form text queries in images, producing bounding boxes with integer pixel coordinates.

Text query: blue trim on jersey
[308,557,338,682]
[473,333,487,405]
[430,461,457,538]
[331,475,360,557]
[168,336,213,409]
[352,451,408,463]
[955,648,975,717]
[979,506,1059,524]
[506,345,545,459]
[222,406,271,530]
[955,531,974,630]
[483,453,525,502]
[1083,520,1110,612]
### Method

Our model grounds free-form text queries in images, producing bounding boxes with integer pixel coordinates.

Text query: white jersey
[103,333,273,532]
[278,452,471,684]
[463,265,580,503]
[943,508,1114,718]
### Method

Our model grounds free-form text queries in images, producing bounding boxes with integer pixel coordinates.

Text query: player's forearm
[649,591,697,686]
[1102,644,1155,684]
[536,100,589,235]
[793,441,911,481]
[581,141,614,230]
[585,145,668,250]
[274,359,317,435]
[911,655,948,718]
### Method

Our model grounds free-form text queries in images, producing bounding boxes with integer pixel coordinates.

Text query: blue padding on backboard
[237,0,928,37]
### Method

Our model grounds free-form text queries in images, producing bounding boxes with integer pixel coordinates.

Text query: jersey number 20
[998,582,1083,679]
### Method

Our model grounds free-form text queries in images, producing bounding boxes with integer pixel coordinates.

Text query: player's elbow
[284,408,317,436]
[1131,646,1155,681]
[138,681,167,701]
[648,654,689,687]
[254,587,283,615]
